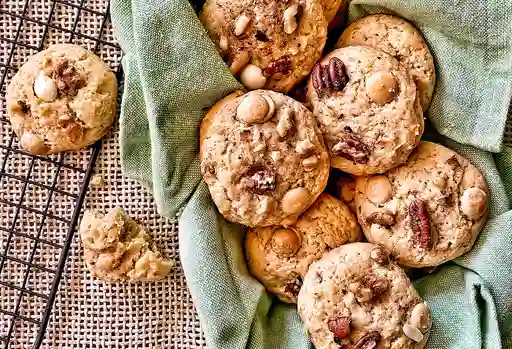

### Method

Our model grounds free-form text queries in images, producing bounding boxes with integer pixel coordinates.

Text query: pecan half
[361,274,389,300]
[365,210,395,227]
[312,57,348,93]
[331,132,371,164]
[263,56,292,77]
[48,60,86,96]
[354,331,381,349]
[246,168,276,194]
[409,199,430,249]
[328,316,351,342]
[284,276,302,297]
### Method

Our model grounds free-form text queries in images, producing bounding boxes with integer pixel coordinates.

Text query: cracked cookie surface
[307,46,424,175]
[79,207,172,282]
[245,193,361,303]
[298,243,431,349]
[199,0,327,92]
[355,141,489,267]
[6,44,117,155]
[338,14,436,111]
[200,90,330,227]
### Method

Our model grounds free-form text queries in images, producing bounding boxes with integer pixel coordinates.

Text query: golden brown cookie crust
[338,14,436,111]
[200,0,328,92]
[6,44,117,155]
[307,46,424,175]
[245,193,361,303]
[355,141,489,267]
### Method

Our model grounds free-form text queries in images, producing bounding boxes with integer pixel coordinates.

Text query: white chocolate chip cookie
[298,243,432,349]
[79,207,173,282]
[307,46,424,175]
[6,44,117,155]
[245,193,361,303]
[338,14,436,111]
[321,0,343,23]
[355,141,489,267]
[200,90,330,227]
[199,0,328,92]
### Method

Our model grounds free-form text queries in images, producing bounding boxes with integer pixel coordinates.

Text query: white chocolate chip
[234,15,250,36]
[219,35,229,51]
[302,156,317,170]
[295,139,314,154]
[33,71,58,102]
[461,187,487,219]
[403,324,424,342]
[283,4,300,34]
[276,106,294,138]
[366,175,392,204]
[281,187,309,214]
[240,64,267,90]
[410,302,430,332]
[236,93,272,124]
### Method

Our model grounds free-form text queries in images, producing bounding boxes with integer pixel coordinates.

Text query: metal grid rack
[0,1,122,347]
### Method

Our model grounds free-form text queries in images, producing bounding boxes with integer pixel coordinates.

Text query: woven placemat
[0,0,511,348]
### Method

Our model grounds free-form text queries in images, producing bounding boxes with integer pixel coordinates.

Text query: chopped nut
[263,56,292,77]
[283,4,301,34]
[295,139,314,154]
[89,173,105,188]
[270,151,281,162]
[246,168,276,194]
[47,60,85,96]
[409,199,431,249]
[240,64,267,90]
[234,15,250,36]
[403,324,424,342]
[229,51,250,75]
[271,228,300,256]
[302,156,318,169]
[281,187,309,214]
[312,57,348,93]
[370,246,389,264]
[276,106,295,138]
[461,187,487,219]
[365,71,399,104]
[284,276,302,297]
[219,35,229,51]
[361,274,389,300]
[365,210,395,227]
[332,132,371,164]
[410,302,430,332]
[354,331,381,349]
[328,316,351,341]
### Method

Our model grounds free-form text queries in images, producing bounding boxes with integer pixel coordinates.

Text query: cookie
[307,46,424,175]
[200,90,330,227]
[298,243,432,349]
[6,44,117,155]
[355,141,489,267]
[338,14,436,111]
[322,0,343,23]
[333,172,357,214]
[245,193,361,303]
[199,0,328,92]
[79,207,173,282]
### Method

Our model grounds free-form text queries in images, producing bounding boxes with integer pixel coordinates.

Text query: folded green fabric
[110,0,512,348]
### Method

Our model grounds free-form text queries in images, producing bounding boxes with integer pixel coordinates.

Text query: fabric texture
[110,0,512,348]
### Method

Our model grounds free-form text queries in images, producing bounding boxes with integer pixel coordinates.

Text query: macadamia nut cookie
[298,243,432,349]
[200,90,330,227]
[200,0,328,92]
[6,44,117,155]
[338,14,436,111]
[245,193,361,303]
[355,141,489,267]
[332,171,357,214]
[79,207,172,282]
[307,46,423,175]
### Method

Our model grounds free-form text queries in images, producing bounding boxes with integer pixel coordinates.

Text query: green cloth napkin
[110,0,512,348]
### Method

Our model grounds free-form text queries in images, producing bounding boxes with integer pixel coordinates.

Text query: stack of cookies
[199,4,490,349]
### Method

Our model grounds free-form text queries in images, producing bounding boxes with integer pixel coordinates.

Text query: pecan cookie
[298,243,432,349]
[355,141,489,267]
[245,193,361,303]
[200,90,330,227]
[199,0,328,92]
[6,44,117,155]
[338,14,436,111]
[307,46,424,175]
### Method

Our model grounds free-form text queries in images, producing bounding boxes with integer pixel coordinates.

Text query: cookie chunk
[245,193,361,303]
[338,14,436,111]
[307,46,424,175]
[298,243,432,349]
[79,207,172,282]
[6,44,117,155]
[200,90,330,227]
[199,0,328,92]
[355,141,489,267]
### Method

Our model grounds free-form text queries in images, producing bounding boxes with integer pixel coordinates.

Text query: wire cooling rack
[0,0,122,347]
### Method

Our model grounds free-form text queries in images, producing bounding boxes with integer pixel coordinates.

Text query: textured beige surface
[0,0,205,347]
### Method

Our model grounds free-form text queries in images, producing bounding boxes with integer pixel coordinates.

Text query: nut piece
[295,139,314,154]
[229,51,250,75]
[271,228,300,256]
[365,210,395,227]
[354,331,381,349]
[240,64,267,90]
[403,324,424,343]
[328,316,351,341]
[219,35,229,51]
[366,175,392,204]
[371,246,389,264]
[34,71,58,102]
[409,199,431,249]
[281,187,309,214]
[263,56,292,77]
[234,15,250,36]
[312,57,348,92]
[302,156,318,169]
[20,131,49,155]
[331,132,371,164]
[365,71,399,105]
[283,4,300,34]
[284,276,302,297]
[276,106,295,138]
[361,274,389,300]
[246,168,276,194]
[236,94,274,124]
[461,187,487,219]
[410,302,430,332]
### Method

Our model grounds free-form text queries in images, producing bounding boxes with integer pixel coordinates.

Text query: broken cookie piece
[79,207,172,282]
